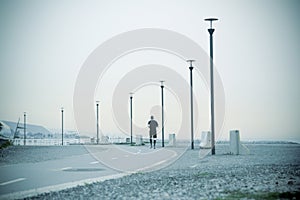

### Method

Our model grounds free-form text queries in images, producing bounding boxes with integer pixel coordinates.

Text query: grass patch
[195,172,212,178]
[0,140,13,149]
[220,191,300,200]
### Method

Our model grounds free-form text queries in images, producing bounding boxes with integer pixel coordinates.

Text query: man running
[148,115,158,149]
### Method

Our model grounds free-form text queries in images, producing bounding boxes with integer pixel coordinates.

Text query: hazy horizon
[1,0,299,142]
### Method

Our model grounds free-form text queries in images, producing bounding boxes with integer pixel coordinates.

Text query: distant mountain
[0,120,51,139]
[0,121,13,139]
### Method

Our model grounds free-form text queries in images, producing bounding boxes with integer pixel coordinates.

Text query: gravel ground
[17,143,300,200]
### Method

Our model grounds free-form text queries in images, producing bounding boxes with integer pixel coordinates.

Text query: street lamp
[24,112,26,146]
[96,101,100,144]
[205,17,218,155]
[187,60,195,150]
[61,107,64,146]
[129,93,134,145]
[160,80,165,147]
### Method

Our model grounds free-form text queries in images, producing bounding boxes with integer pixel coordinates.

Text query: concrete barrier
[135,135,143,145]
[230,130,240,155]
[168,134,176,146]
[200,131,211,149]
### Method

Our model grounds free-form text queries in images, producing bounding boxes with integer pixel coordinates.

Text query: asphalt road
[85,145,187,172]
[0,144,182,199]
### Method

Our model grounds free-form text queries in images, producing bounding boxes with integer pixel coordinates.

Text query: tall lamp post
[24,112,26,146]
[187,60,195,150]
[160,80,165,147]
[61,107,64,146]
[205,17,218,155]
[96,101,100,144]
[129,93,134,145]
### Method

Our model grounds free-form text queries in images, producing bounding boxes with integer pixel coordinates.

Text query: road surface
[0,144,182,199]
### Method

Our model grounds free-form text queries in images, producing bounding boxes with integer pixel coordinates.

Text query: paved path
[0,144,183,199]
[0,147,117,198]
[86,145,186,172]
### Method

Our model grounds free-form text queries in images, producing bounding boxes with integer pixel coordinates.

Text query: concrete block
[135,135,143,145]
[168,133,176,146]
[200,131,211,149]
[230,130,240,155]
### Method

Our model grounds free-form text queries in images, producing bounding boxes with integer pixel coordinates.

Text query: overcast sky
[0,0,299,141]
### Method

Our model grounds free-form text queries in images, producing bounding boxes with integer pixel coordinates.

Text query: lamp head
[205,18,218,28]
[187,60,195,67]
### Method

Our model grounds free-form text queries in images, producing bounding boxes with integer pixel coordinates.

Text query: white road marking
[189,164,198,168]
[0,178,26,186]
[60,167,72,171]
[89,161,99,165]
[112,157,118,160]
[124,155,129,157]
